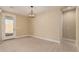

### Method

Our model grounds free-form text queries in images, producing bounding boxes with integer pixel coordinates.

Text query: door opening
[62,8,76,43]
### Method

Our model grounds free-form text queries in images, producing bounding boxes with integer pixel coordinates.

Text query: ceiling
[0,6,62,16]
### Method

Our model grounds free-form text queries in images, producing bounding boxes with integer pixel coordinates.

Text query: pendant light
[28,6,35,18]
[0,8,2,13]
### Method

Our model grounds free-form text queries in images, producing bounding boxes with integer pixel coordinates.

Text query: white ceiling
[0,6,62,16]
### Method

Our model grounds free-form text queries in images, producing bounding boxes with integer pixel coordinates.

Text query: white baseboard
[31,35,60,43]
[15,35,60,43]
[16,35,30,38]
[63,38,75,42]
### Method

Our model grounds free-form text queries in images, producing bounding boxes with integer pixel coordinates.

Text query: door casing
[1,13,16,40]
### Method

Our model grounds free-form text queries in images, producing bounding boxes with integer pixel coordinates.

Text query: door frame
[1,13,16,40]
[61,7,77,45]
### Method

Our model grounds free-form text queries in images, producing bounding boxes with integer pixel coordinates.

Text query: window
[4,16,14,36]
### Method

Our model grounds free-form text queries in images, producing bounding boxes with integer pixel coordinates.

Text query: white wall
[31,7,62,42]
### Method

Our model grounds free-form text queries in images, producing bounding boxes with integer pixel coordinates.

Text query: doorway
[62,7,76,43]
[2,13,16,40]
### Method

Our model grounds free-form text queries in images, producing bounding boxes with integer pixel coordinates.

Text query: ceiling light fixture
[28,6,35,18]
[0,8,2,13]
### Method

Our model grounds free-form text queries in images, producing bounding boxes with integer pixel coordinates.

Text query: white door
[2,14,16,40]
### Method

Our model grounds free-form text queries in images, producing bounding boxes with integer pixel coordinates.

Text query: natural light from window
[5,19,13,33]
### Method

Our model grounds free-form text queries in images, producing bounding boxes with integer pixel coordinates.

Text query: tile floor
[0,37,78,52]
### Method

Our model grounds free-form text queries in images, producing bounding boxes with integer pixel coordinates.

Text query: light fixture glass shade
[28,14,35,18]
[29,14,35,17]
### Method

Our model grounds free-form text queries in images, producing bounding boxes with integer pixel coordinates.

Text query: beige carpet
[0,37,78,52]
